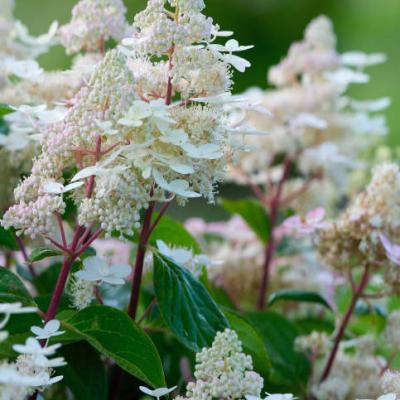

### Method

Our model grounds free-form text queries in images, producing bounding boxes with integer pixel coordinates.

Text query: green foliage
[153,254,229,351]
[61,305,165,388]
[28,247,63,263]
[268,289,333,310]
[0,268,36,305]
[246,311,310,394]
[0,226,19,251]
[0,103,13,117]
[59,342,108,400]
[221,198,270,242]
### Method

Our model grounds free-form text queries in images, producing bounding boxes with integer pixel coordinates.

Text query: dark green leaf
[224,310,271,380]
[28,247,63,263]
[295,318,335,335]
[61,305,165,388]
[0,103,13,117]
[268,289,332,311]
[0,226,19,251]
[153,254,229,351]
[59,342,107,400]
[246,311,310,393]
[0,268,35,305]
[221,198,270,242]
[33,263,62,294]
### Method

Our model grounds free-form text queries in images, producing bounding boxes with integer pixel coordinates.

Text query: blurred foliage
[14,0,400,220]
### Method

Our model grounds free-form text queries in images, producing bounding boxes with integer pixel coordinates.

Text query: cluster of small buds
[230,15,388,213]
[317,163,400,272]
[381,370,400,397]
[129,0,212,57]
[58,0,130,54]
[2,194,65,238]
[177,329,263,400]
[2,49,136,237]
[294,331,332,358]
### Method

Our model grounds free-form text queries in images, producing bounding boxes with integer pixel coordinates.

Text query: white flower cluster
[230,15,388,211]
[69,255,130,310]
[0,304,65,399]
[59,0,130,54]
[177,329,263,400]
[0,2,102,214]
[0,0,57,82]
[318,163,400,273]
[2,0,253,239]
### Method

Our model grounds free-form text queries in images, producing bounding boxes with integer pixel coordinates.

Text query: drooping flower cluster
[59,0,131,54]
[317,163,400,277]
[177,329,263,400]
[230,15,388,213]
[2,0,253,239]
[0,304,65,399]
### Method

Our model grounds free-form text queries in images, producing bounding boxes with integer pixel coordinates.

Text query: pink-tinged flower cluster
[229,15,388,215]
[279,208,329,238]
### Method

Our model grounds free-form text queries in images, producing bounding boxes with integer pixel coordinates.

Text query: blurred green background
[14,0,400,220]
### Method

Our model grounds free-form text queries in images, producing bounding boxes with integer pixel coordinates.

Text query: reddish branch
[257,156,291,310]
[45,135,104,322]
[319,265,370,382]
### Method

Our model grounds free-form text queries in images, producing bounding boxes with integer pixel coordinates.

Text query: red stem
[143,201,171,243]
[127,202,156,319]
[319,265,370,382]
[44,226,84,322]
[257,156,291,310]
[56,212,67,248]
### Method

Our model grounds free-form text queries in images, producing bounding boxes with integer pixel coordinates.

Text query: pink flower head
[280,207,328,238]
[379,233,400,265]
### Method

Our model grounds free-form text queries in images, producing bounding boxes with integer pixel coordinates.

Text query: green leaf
[61,305,165,388]
[268,289,332,311]
[0,226,19,251]
[149,214,201,253]
[153,254,229,352]
[224,310,271,380]
[28,247,63,263]
[246,311,310,393]
[295,318,335,335]
[59,342,108,400]
[0,103,13,117]
[221,198,270,242]
[33,263,62,295]
[0,268,35,305]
